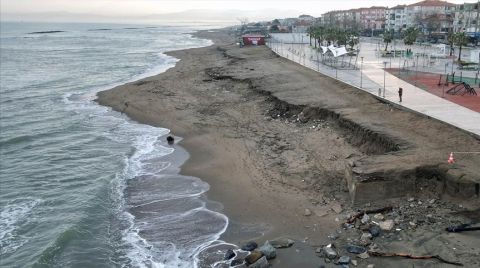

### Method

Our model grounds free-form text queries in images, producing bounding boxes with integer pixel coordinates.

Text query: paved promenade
[267,37,480,137]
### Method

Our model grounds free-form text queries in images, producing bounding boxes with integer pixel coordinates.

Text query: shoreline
[97,29,480,267]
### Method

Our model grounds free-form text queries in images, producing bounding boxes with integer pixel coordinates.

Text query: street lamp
[383,61,387,98]
[360,56,364,88]
[415,55,419,86]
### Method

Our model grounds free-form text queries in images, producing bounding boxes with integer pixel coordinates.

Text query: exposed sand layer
[97,30,480,267]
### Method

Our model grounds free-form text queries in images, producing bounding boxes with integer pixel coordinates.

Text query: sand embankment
[97,29,480,267]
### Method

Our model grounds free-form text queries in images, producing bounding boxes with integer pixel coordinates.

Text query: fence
[266,36,385,98]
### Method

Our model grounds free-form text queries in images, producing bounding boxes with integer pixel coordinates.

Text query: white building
[404,0,455,34]
[385,5,407,32]
[454,2,480,37]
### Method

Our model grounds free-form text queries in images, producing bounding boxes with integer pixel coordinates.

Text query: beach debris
[373,213,384,220]
[241,241,258,251]
[230,258,244,266]
[224,249,236,260]
[357,252,370,259]
[351,259,358,266]
[360,232,373,241]
[166,135,175,145]
[330,201,343,213]
[367,264,374,268]
[258,241,276,260]
[269,238,294,248]
[328,233,339,240]
[346,244,366,254]
[248,256,268,268]
[446,223,480,233]
[322,244,338,259]
[379,220,395,231]
[368,225,381,237]
[368,251,463,266]
[346,206,393,224]
[304,208,312,216]
[338,256,351,265]
[361,213,370,224]
[245,250,263,264]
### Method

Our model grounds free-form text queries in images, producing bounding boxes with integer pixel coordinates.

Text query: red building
[242,35,265,46]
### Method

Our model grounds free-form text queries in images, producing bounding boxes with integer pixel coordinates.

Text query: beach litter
[368,251,463,266]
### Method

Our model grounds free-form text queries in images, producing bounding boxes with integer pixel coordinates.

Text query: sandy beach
[97,29,480,267]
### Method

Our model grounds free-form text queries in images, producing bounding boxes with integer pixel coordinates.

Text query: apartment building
[385,5,407,32]
[357,6,387,33]
[404,0,455,34]
[454,2,480,37]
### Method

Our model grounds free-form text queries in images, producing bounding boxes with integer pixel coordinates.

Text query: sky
[1,0,477,23]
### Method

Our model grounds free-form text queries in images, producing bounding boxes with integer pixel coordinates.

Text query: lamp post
[383,61,387,98]
[360,56,364,88]
[415,55,419,87]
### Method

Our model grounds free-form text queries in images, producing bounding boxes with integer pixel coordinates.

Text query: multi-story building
[404,0,455,35]
[385,5,407,33]
[322,9,359,30]
[357,6,387,34]
[454,2,480,37]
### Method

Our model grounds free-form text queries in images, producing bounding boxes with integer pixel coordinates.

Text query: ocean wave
[0,198,41,255]
[27,31,66,34]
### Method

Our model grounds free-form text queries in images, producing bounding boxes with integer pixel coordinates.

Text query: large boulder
[368,225,381,237]
[346,244,366,254]
[338,255,351,265]
[248,256,269,268]
[258,241,276,260]
[241,241,258,251]
[230,258,244,267]
[245,251,263,264]
[322,244,337,259]
[224,249,236,260]
[269,237,295,248]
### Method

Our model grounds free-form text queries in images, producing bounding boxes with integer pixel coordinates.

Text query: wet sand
[97,29,480,267]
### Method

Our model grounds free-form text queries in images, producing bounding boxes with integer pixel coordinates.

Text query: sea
[0,22,236,268]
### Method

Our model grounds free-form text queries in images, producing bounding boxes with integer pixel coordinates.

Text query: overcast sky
[1,0,477,23]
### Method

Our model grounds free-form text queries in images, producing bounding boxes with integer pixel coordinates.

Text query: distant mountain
[1,9,302,24]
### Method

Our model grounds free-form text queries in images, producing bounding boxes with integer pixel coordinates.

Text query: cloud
[1,0,476,23]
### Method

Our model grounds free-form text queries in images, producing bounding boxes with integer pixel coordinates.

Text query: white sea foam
[0,199,40,255]
[59,30,228,267]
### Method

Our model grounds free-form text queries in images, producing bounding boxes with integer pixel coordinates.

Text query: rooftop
[407,0,455,7]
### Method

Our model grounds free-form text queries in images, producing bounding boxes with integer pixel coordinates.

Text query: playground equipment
[446,82,477,96]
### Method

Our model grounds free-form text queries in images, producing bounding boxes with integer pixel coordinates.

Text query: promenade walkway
[267,36,480,137]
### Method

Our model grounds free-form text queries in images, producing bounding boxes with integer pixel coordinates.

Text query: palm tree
[383,30,394,51]
[447,32,455,56]
[307,26,314,47]
[316,26,325,47]
[454,32,469,62]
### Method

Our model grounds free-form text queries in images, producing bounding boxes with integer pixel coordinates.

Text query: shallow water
[0,22,230,267]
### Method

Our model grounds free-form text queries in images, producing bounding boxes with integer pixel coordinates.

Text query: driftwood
[446,223,480,233]
[368,251,463,266]
[346,206,393,224]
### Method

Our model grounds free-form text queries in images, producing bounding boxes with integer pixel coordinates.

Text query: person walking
[398,87,403,102]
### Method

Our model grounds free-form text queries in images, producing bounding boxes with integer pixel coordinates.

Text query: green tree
[454,32,469,62]
[307,27,314,47]
[383,30,394,51]
[403,27,419,46]
[347,31,359,50]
